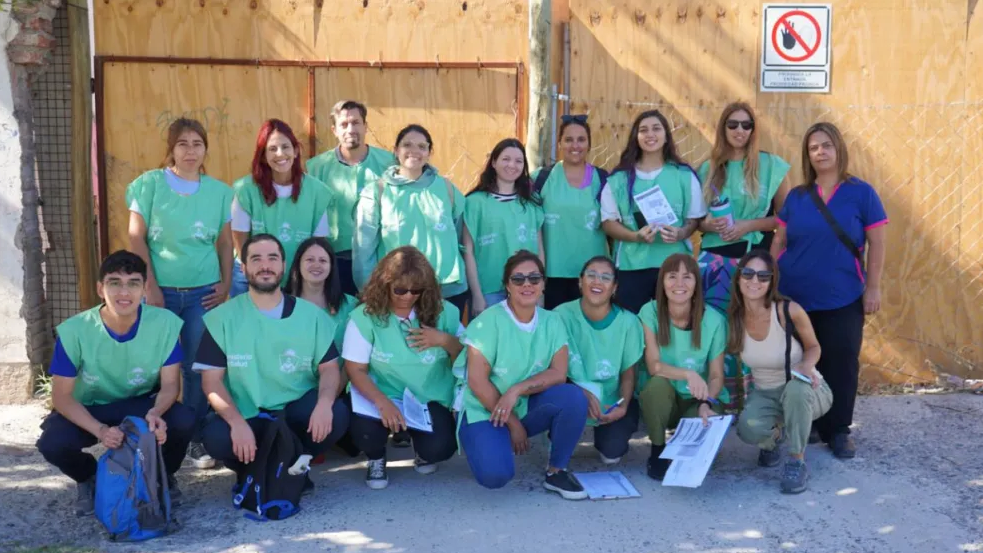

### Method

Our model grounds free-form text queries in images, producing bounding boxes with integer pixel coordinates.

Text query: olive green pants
[639,376,723,446]
[737,379,833,455]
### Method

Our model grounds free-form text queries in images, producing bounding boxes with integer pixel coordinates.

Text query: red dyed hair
[251,119,305,205]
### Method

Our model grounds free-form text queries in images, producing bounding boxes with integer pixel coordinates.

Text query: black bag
[806,185,863,265]
[233,412,307,521]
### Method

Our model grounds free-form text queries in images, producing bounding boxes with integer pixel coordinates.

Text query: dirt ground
[1,393,981,553]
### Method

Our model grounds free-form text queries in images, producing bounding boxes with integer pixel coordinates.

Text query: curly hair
[360,246,444,327]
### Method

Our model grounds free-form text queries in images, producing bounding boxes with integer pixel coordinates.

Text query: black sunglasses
[393,287,424,296]
[739,268,773,282]
[726,120,755,131]
[561,114,588,124]
[509,272,544,286]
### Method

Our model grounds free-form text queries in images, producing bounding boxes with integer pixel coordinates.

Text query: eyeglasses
[583,270,615,284]
[739,268,773,282]
[393,287,424,296]
[509,272,544,286]
[103,280,144,292]
[726,120,754,131]
[561,114,588,124]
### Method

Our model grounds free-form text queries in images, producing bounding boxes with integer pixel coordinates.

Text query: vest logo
[371,349,394,364]
[492,365,509,376]
[433,214,451,232]
[584,210,599,230]
[516,223,529,243]
[682,357,698,370]
[127,367,148,387]
[419,350,437,364]
[279,349,313,374]
[148,225,164,241]
[531,359,546,373]
[544,213,560,225]
[228,353,253,368]
[479,233,497,247]
[81,372,100,385]
[192,220,217,241]
[251,220,266,233]
[569,353,583,370]
[594,359,615,380]
[278,223,294,243]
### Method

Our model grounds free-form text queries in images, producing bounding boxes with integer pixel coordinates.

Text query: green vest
[637,300,730,403]
[347,301,461,408]
[554,300,644,426]
[56,305,183,406]
[536,164,609,278]
[607,165,693,270]
[306,147,396,253]
[464,191,545,294]
[698,152,790,249]
[461,303,568,423]
[203,294,336,419]
[326,294,358,353]
[125,169,232,288]
[232,174,335,285]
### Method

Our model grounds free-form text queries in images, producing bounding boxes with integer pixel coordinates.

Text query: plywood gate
[567,0,982,384]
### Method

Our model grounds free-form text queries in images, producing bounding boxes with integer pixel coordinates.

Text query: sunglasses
[726,120,755,131]
[509,272,544,286]
[583,270,615,284]
[393,287,424,296]
[561,114,588,124]
[739,268,773,282]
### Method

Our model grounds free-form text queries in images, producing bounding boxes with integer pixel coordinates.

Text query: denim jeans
[161,283,214,441]
[229,258,248,298]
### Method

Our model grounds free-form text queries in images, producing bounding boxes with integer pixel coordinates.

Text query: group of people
[36,99,888,517]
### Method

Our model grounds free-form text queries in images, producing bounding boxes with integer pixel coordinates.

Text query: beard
[341,135,362,149]
[247,271,282,293]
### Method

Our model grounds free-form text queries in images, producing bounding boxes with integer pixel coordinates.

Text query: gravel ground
[1,393,981,553]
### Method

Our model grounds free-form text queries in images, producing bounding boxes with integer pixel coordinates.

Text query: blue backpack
[94,416,173,541]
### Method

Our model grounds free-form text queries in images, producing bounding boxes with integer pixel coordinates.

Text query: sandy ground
[1,393,981,553]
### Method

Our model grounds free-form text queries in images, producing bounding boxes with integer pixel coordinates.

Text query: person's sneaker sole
[781,480,808,494]
[542,481,588,500]
[414,463,438,475]
[366,478,389,490]
[189,457,216,470]
[599,454,621,465]
[75,506,94,518]
[833,447,856,459]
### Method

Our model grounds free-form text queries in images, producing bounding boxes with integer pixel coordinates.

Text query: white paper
[633,185,679,227]
[661,415,733,488]
[350,385,434,433]
[572,471,641,500]
[661,417,713,460]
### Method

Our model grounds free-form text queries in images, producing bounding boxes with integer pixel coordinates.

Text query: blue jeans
[229,259,248,298]
[483,291,507,308]
[458,383,588,489]
[161,284,214,441]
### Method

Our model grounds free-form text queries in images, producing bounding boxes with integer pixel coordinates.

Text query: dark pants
[616,268,660,314]
[592,398,641,459]
[335,252,359,298]
[808,298,865,441]
[200,389,350,473]
[349,401,457,463]
[544,277,581,310]
[445,292,469,321]
[702,242,752,259]
[36,395,195,483]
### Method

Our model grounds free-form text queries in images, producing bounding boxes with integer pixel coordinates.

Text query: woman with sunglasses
[698,103,791,257]
[638,253,726,481]
[531,115,610,309]
[230,119,334,297]
[771,122,888,459]
[343,246,463,489]
[600,110,706,314]
[126,118,233,470]
[728,251,832,494]
[554,256,643,465]
[458,250,588,500]
[353,124,469,315]
[463,138,545,316]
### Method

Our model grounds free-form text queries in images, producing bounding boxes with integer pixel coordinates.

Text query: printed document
[633,185,679,227]
[660,415,733,487]
[572,471,641,500]
[351,385,434,433]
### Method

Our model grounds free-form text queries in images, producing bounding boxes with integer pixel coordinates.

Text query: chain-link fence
[545,92,983,388]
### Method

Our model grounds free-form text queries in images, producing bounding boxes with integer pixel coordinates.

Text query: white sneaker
[187,442,216,470]
[413,456,438,475]
[365,458,389,489]
[599,453,622,465]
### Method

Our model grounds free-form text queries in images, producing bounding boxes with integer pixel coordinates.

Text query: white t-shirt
[231,183,329,236]
[600,168,707,222]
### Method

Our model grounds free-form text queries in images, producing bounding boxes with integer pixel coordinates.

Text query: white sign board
[760,4,832,93]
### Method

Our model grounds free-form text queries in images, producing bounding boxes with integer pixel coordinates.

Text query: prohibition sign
[771,10,821,63]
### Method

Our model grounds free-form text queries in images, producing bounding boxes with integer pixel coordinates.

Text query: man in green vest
[36,250,193,517]
[306,100,396,296]
[196,233,349,485]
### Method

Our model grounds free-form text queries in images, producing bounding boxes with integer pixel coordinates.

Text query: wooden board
[102,63,310,254]
[313,67,519,192]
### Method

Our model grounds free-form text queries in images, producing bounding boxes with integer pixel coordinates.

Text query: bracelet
[700,399,714,409]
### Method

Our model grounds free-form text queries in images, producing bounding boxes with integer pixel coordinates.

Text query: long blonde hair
[703,102,760,205]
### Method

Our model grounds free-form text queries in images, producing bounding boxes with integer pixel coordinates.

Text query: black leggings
[808,298,865,441]
[349,401,458,462]
[615,268,660,314]
[544,277,581,310]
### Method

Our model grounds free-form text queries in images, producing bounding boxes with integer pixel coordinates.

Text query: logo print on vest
[192,220,212,241]
[584,210,599,230]
[516,223,529,243]
[594,359,615,380]
[148,225,164,241]
[492,366,509,376]
[278,223,293,243]
[81,372,100,385]
[279,350,312,374]
[682,357,698,370]
[127,367,147,387]
[419,350,437,364]
[545,213,560,225]
[433,214,450,232]
[569,353,583,370]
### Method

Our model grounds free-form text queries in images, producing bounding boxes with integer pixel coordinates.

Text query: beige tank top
[741,303,804,390]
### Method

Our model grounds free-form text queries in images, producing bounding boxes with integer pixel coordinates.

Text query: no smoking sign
[760,4,832,93]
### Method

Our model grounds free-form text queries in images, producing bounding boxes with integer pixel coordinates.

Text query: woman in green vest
[343,246,464,490]
[638,253,726,481]
[532,116,610,309]
[463,138,545,315]
[229,119,334,297]
[458,250,589,500]
[126,117,232,470]
[698,102,791,257]
[600,110,707,314]
[352,124,469,316]
[554,255,644,465]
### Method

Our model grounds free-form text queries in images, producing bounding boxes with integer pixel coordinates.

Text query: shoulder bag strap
[806,185,863,264]
[781,301,793,382]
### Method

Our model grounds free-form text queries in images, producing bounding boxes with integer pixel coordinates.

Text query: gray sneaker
[187,442,216,469]
[780,459,809,494]
[758,447,781,467]
[75,477,95,517]
[365,458,389,490]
